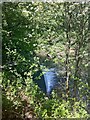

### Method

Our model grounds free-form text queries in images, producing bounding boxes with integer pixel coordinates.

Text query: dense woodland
[2,2,90,119]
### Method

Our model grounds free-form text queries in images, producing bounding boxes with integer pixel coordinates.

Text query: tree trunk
[64,3,71,101]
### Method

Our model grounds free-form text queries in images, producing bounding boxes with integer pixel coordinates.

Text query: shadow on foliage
[2,93,23,120]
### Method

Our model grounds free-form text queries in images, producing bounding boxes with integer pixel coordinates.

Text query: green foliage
[2,2,90,119]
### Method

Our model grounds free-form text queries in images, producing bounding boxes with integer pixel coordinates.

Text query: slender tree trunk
[74,45,80,101]
[73,4,85,101]
[65,32,70,101]
[64,3,71,101]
